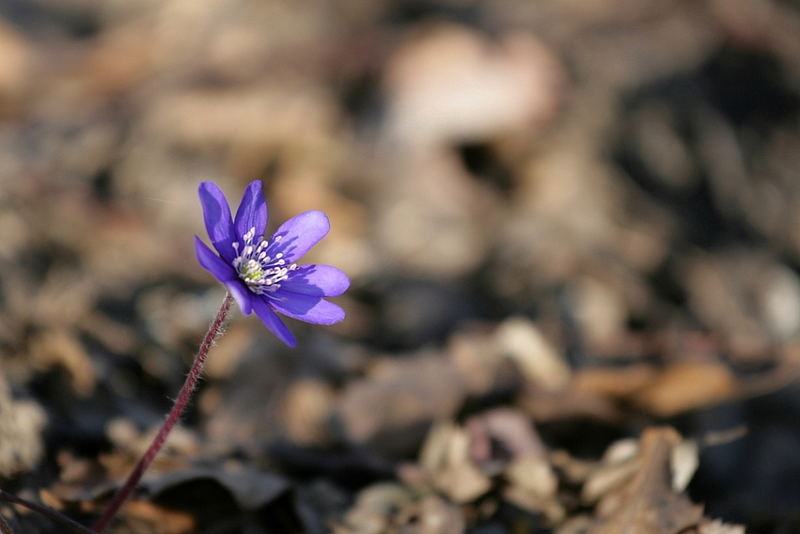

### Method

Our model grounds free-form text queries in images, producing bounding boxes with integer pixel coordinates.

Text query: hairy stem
[92,293,234,532]
[0,490,95,534]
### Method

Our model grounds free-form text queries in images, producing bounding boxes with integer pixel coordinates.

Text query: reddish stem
[0,490,96,534]
[92,293,234,532]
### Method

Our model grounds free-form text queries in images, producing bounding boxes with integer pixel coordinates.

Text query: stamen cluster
[231,227,297,294]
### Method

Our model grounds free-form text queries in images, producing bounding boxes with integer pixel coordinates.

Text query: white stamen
[231,229,296,294]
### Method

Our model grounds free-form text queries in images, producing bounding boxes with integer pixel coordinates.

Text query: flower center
[232,227,297,295]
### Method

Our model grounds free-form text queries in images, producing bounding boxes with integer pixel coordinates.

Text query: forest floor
[2,0,800,532]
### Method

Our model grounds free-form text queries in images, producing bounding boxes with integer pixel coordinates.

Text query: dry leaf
[122,500,196,534]
[396,495,466,534]
[336,355,466,456]
[495,317,571,390]
[384,23,562,148]
[0,374,46,477]
[280,378,337,445]
[504,453,564,523]
[670,439,699,492]
[338,484,466,534]
[589,427,703,534]
[465,407,546,462]
[633,361,737,416]
[518,382,623,423]
[697,519,746,534]
[335,483,414,534]
[572,365,657,399]
[0,514,12,534]
[29,329,96,396]
[419,421,492,503]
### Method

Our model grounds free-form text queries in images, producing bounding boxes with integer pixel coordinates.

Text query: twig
[0,490,95,534]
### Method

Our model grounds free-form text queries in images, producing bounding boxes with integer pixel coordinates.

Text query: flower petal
[195,237,253,315]
[224,281,253,315]
[268,210,330,263]
[195,236,237,283]
[268,292,345,325]
[234,180,268,243]
[281,265,350,296]
[198,182,236,262]
[252,297,296,347]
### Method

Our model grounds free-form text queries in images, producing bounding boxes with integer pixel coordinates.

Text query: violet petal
[233,180,268,243]
[268,292,345,325]
[198,182,236,263]
[268,210,330,263]
[195,237,253,315]
[195,236,237,283]
[252,297,297,347]
[224,281,253,315]
[280,265,350,296]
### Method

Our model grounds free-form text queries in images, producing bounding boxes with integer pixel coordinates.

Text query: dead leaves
[2,0,798,531]
[575,361,738,417]
[336,484,465,534]
[335,355,467,456]
[587,428,702,534]
[28,329,97,397]
[495,318,572,391]
[0,513,13,534]
[45,459,295,534]
[0,374,46,477]
[337,420,744,533]
[418,421,492,504]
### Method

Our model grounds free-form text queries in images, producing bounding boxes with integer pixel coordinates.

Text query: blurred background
[1,0,800,532]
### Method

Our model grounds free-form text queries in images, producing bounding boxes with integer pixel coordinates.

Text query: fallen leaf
[384,23,562,148]
[633,361,737,416]
[504,453,564,523]
[518,382,623,423]
[143,466,290,512]
[335,355,466,456]
[29,329,96,396]
[697,519,746,534]
[465,407,546,463]
[572,364,657,399]
[494,317,571,390]
[280,378,337,446]
[119,500,195,534]
[589,427,703,534]
[335,483,414,534]
[396,495,466,534]
[0,374,46,477]
[0,513,13,534]
[670,439,699,492]
[419,421,492,503]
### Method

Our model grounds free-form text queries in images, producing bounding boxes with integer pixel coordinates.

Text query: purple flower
[195,180,349,347]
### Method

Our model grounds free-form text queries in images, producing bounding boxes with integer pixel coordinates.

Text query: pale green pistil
[238,259,265,282]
